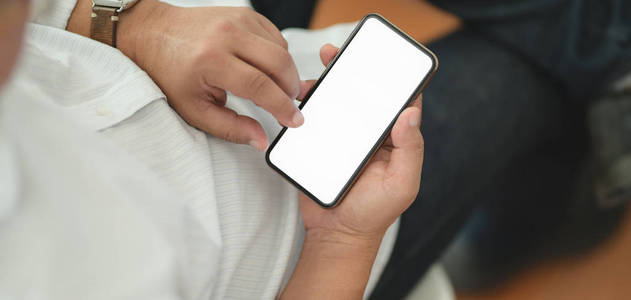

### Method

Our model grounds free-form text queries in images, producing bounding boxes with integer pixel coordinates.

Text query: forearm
[66,0,91,37]
[280,230,382,300]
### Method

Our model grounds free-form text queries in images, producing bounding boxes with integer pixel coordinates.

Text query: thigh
[430,0,631,102]
[369,29,581,300]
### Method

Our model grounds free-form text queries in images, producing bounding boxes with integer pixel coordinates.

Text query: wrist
[116,0,156,63]
[280,228,383,299]
[304,228,383,261]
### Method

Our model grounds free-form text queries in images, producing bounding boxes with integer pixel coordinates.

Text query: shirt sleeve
[31,0,78,29]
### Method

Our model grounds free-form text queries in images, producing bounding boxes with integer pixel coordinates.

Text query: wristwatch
[91,0,139,47]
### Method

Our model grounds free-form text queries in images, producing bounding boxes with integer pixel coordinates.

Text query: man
[1,0,425,299]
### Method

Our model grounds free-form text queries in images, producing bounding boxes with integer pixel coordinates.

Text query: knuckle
[188,114,212,134]
[215,18,237,35]
[197,44,223,64]
[246,72,270,98]
[280,36,289,50]
[223,130,239,143]
[278,50,294,71]
[269,96,292,115]
[285,60,300,97]
[275,52,299,96]
[222,114,243,143]
[192,49,225,74]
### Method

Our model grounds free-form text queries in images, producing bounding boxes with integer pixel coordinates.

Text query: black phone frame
[265,13,439,208]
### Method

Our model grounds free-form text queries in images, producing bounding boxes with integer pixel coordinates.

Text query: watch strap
[91,5,119,47]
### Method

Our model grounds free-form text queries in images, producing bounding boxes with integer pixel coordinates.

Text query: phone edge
[266,13,439,208]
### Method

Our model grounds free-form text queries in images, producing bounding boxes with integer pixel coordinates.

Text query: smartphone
[266,14,438,207]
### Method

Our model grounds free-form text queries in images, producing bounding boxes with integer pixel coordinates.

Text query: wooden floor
[311,1,631,299]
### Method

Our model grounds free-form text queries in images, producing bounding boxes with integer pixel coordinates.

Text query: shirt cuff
[31,0,78,29]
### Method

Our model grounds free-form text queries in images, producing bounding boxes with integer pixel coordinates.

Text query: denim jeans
[431,0,631,101]
[371,28,583,299]
[370,1,631,298]
[252,0,631,298]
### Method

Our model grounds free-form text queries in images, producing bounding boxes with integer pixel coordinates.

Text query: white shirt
[0,1,399,299]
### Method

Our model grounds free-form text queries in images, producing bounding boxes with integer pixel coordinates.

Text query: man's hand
[300,44,424,241]
[281,44,424,300]
[68,0,303,151]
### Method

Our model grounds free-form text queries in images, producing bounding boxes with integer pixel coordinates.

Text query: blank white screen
[268,17,434,206]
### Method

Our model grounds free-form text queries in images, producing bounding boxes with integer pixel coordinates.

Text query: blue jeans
[371,28,579,299]
[370,1,631,298]
[430,0,631,101]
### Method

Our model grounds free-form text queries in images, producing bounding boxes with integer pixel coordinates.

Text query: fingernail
[409,111,420,128]
[292,108,304,127]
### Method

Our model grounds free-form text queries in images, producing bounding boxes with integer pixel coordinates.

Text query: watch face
[93,0,123,8]
[124,0,140,9]
[93,0,138,10]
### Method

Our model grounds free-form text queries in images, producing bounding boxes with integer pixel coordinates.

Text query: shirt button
[96,106,112,117]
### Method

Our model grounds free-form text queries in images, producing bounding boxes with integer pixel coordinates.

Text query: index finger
[218,57,304,128]
[234,31,301,99]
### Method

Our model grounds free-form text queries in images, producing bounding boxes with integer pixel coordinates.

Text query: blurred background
[253,0,631,298]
